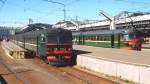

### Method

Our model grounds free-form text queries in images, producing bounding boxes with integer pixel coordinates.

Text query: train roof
[16,23,52,34]
[46,28,72,34]
[25,23,52,32]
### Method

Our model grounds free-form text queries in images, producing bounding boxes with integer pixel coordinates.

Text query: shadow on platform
[70,50,91,66]
[73,50,91,55]
[142,47,150,49]
[24,50,36,59]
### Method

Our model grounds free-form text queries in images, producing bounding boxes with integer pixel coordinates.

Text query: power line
[43,0,66,21]
[0,0,7,12]
[115,0,150,5]
[114,0,150,11]
[66,0,80,6]
[128,5,150,12]
[0,0,63,15]
[43,0,65,6]
[0,0,6,4]
[7,1,53,15]
[35,8,63,22]
[43,0,80,6]
[0,0,66,24]
[43,0,80,21]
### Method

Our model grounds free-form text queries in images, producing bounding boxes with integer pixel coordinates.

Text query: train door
[37,34,47,57]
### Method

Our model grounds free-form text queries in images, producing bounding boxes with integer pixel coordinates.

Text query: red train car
[123,30,143,51]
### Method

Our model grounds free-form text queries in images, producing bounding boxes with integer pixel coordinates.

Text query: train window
[59,35,72,43]
[47,35,58,43]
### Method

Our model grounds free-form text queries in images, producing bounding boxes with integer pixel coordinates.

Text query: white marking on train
[16,41,37,46]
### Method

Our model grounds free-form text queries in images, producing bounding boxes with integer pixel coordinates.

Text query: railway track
[0,45,30,84]
[0,60,29,84]
[0,44,117,84]
[30,57,117,84]
[59,67,119,84]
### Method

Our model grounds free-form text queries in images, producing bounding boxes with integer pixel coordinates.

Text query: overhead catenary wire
[0,0,49,25]
[3,1,61,18]
[43,0,67,21]
[0,0,6,4]
[0,0,66,25]
[115,0,150,5]
[0,0,7,11]
[0,0,50,16]
[43,0,80,21]
[43,0,80,7]
[114,0,150,13]
[0,0,81,24]
[65,0,80,6]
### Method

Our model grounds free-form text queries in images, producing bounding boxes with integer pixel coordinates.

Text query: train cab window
[41,34,46,42]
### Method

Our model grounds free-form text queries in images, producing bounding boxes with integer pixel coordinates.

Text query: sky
[0,0,150,27]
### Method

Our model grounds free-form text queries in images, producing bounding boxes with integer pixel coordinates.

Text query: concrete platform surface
[73,45,150,66]
[2,41,26,52]
[74,45,150,84]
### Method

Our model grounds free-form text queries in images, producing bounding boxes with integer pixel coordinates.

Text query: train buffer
[1,41,27,59]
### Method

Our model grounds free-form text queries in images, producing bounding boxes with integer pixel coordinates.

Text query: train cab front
[46,42,73,66]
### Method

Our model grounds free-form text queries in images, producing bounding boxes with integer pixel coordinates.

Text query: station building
[0,26,21,40]
[54,12,150,44]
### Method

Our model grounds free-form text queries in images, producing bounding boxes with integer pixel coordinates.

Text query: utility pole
[63,5,66,21]
[99,10,116,48]
[29,18,33,24]
[99,10,116,30]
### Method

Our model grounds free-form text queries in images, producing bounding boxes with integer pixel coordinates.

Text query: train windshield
[47,35,58,43]
[47,34,72,43]
[59,35,72,43]
[129,32,142,38]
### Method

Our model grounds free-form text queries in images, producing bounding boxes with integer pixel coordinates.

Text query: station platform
[74,45,150,66]
[1,41,26,59]
[74,45,150,84]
